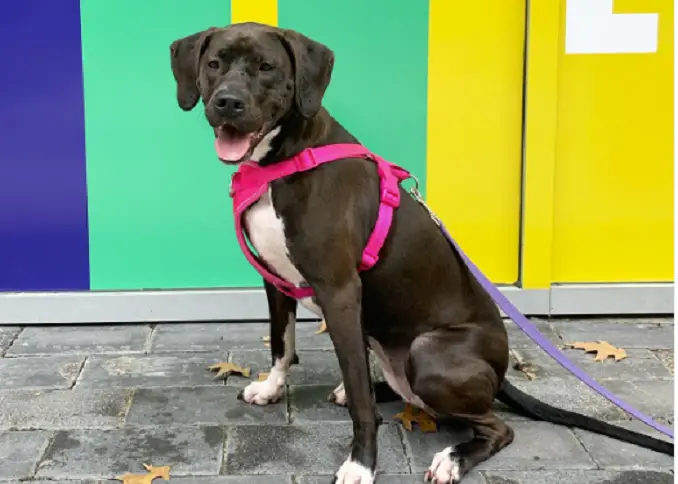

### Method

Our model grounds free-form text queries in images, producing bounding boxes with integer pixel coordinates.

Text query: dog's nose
[213,91,246,118]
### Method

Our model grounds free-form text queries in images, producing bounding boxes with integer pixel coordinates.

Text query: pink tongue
[215,128,253,162]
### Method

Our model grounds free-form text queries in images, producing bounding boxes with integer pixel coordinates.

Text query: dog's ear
[278,29,335,119]
[169,28,216,111]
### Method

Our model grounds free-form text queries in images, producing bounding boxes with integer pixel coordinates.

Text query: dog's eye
[259,62,274,72]
[207,60,219,69]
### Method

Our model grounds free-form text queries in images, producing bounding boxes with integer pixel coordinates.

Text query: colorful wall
[0,1,673,307]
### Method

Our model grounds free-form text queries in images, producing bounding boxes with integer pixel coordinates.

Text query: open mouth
[214,125,265,164]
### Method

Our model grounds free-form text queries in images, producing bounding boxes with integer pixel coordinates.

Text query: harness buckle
[360,251,379,270]
[381,184,400,208]
[295,149,319,172]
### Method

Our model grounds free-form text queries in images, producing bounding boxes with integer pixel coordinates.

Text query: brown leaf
[115,464,170,484]
[567,341,627,362]
[394,403,438,433]
[315,319,328,334]
[513,362,538,380]
[394,403,415,432]
[417,411,438,433]
[511,350,538,380]
[207,362,251,379]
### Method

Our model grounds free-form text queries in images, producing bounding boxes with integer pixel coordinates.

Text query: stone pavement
[0,317,673,484]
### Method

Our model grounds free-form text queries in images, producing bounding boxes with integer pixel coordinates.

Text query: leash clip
[407,175,441,226]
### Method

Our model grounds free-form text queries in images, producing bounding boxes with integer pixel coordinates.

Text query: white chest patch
[243,189,323,317]
[244,189,304,286]
[244,127,323,318]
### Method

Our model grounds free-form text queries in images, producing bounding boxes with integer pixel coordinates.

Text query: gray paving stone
[652,350,674,375]
[6,325,150,357]
[0,389,131,430]
[498,376,628,421]
[76,353,227,389]
[476,422,596,471]
[224,423,409,475]
[0,327,20,355]
[153,478,292,484]
[509,347,673,381]
[0,430,52,480]
[0,356,85,391]
[550,320,674,349]
[151,321,332,353]
[6,481,98,484]
[299,475,485,484]
[228,350,341,387]
[289,384,404,423]
[505,320,562,349]
[573,421,674,470]
[602,380,674,420]
[126,386,287,426]
[35,426,225,480]
[482,469,674,484]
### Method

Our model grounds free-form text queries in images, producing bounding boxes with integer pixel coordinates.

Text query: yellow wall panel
[551,0,674,283]
[426,0,526,284]
[231,0,277,25]
[520,0,561,289]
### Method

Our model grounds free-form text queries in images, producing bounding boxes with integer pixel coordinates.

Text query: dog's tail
[496,379,674,455]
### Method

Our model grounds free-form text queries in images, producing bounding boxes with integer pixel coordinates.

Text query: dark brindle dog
[170,22,672,484]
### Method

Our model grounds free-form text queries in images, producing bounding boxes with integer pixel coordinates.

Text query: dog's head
[170,22,334,164]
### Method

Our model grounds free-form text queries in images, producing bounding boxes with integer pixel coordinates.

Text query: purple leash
[436,223,674,439]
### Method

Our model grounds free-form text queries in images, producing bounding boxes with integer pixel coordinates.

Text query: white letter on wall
[565,0,659,54]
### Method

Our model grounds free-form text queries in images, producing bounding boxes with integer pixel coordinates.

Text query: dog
[169,22,673,484]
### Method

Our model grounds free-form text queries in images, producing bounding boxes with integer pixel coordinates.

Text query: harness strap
[230,144,411,299]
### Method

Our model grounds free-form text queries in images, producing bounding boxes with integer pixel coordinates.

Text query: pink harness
[230,143,411,299]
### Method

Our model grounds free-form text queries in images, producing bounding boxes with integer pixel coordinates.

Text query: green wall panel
[80,0,257,290]
[82,0,428,291]
[278,0,429,191]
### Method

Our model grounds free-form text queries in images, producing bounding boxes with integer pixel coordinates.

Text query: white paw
[335,459,374,484]
[425,447,461,484]
[241,374,284,405]
[330,382,348,406]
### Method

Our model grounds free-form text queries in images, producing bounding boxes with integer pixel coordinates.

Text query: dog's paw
[238,377,284,405]
[334,459,374,484]
[328,382,348,407]
[424,447,461,484]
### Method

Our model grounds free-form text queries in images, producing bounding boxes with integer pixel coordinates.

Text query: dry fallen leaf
[511,350,538,380]
[394,403,438,433]
[208,362,251,379]
[115,464,170,484]
[567,341,627,362]
[513,362,538,380]
[315,320,328,334]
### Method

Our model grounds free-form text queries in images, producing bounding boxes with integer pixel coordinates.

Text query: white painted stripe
[565,0,659,54]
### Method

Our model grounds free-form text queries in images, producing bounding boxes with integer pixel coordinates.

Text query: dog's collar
[230,143,412,299]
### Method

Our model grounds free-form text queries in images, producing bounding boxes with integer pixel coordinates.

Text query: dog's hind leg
[408,328,514,484]
[239,281,298,405]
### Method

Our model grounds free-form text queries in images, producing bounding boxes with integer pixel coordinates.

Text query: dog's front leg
[239,280,297,405]
[315,276,378,484]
